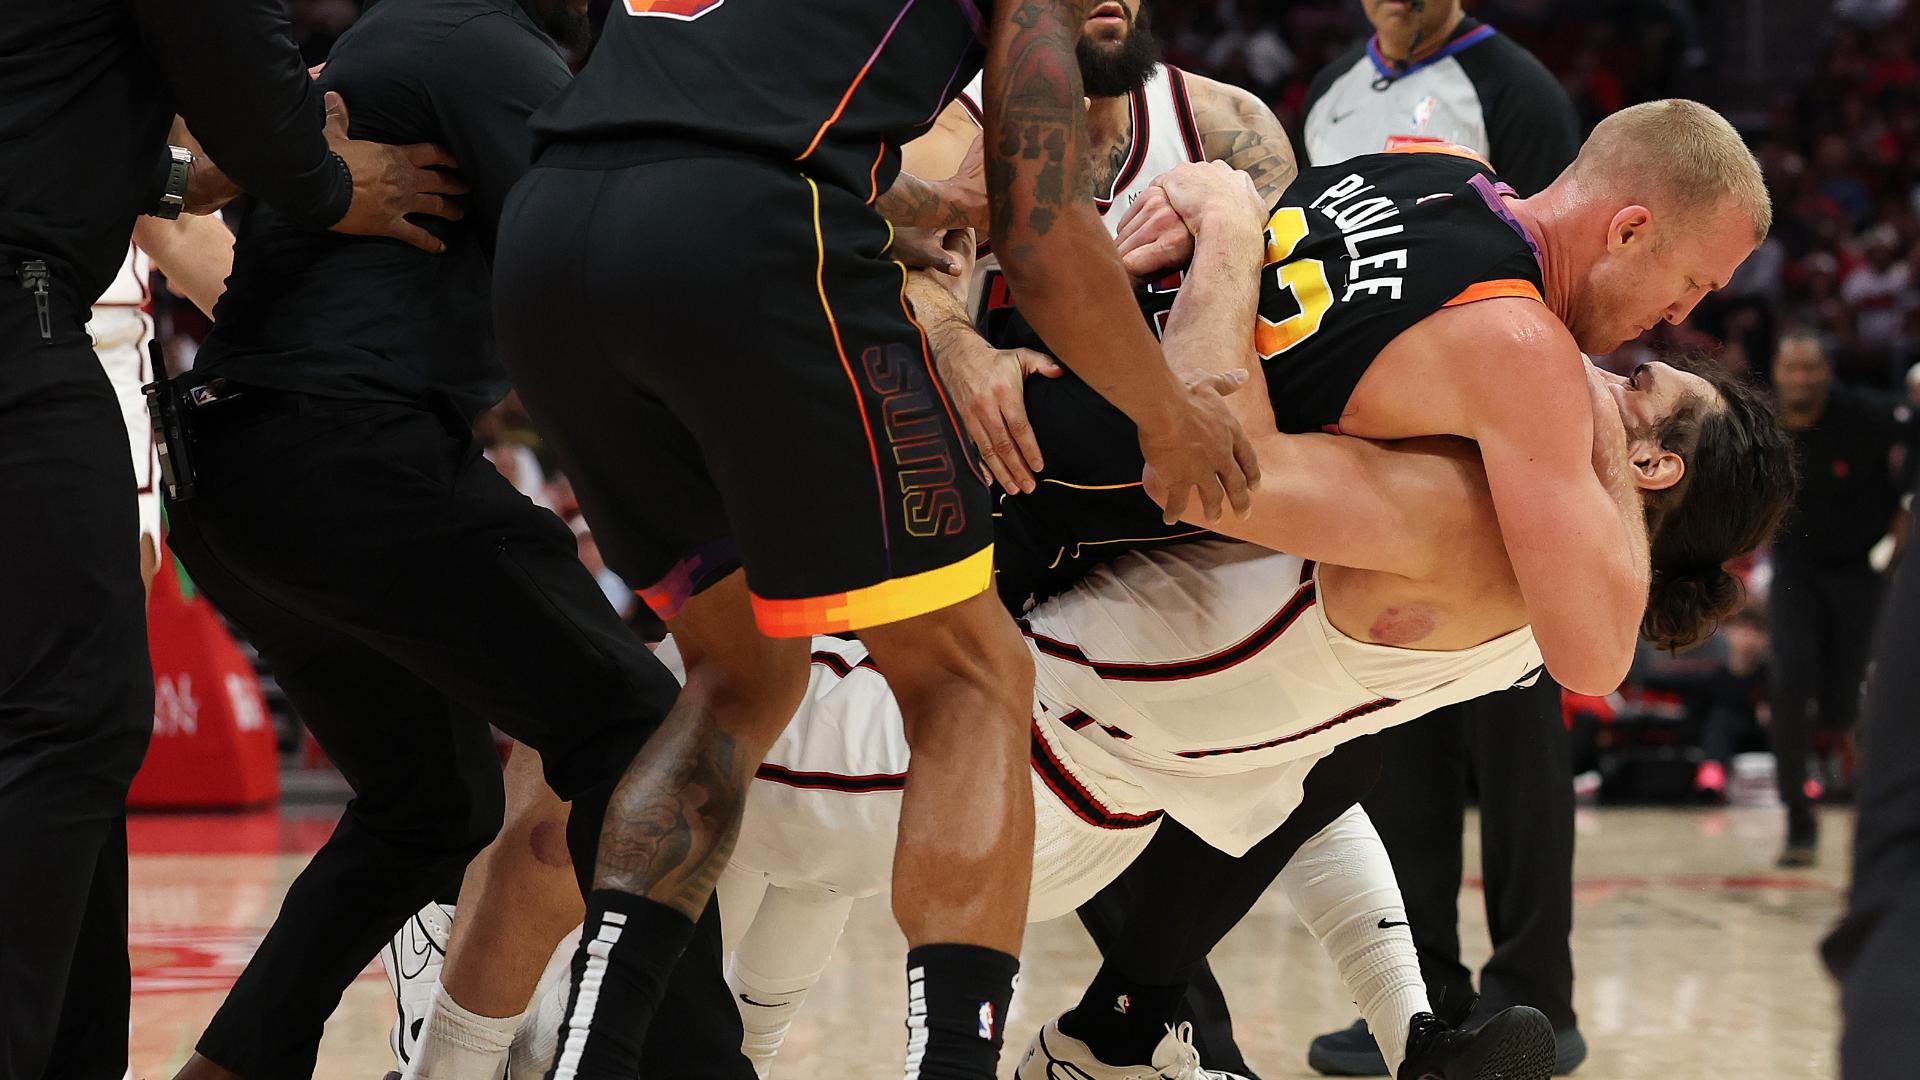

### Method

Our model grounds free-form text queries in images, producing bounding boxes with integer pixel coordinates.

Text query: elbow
[1547,662,1629,699]
[1537,633,1634,697]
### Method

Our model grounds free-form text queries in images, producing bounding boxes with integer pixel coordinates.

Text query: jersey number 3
[623,0,725,18]
[1256,206,1332,358]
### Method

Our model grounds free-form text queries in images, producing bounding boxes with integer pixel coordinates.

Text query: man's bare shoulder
[1419,295,1573,352]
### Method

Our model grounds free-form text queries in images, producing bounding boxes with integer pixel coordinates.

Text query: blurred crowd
[189,0,1917,808]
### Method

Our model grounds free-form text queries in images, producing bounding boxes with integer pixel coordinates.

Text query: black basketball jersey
[1256,146,1545,433]
[530,0,987,194]
[981,146,1544,436]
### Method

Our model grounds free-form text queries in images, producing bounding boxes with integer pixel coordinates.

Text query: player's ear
[1630,438,1685,492]
[1609,205,1654,253]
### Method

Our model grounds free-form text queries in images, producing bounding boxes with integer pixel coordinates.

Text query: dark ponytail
[1638,353,1797,651]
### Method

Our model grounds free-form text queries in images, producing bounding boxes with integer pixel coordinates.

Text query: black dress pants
[1769,561,1883,813]
[1823,502,1920,1078]
[1363,675,1576,1028]
[164,388,679,1078]
[0,285,153,1080]
[1074,737,1384,1076]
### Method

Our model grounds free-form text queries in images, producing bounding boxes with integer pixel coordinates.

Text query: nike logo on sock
[1378,918,1411,929]
[738,993,782,1008]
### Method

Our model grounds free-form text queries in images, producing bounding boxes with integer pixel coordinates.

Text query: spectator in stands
[1638,606,1772,802]
[1770,327,1914,867]
[1842,224,1916,376]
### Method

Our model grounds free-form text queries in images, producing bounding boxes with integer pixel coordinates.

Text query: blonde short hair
[1570,99,1772,243]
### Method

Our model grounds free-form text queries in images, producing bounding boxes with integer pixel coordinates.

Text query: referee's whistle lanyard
[1369,1,1428,92]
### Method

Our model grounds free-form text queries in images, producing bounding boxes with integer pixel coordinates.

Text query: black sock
[1058,965,1187,1066]
[904,943,1020,1080]
[552,891,696,1079]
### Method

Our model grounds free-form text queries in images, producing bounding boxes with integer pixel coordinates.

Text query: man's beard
[541,4,595,60]
[1077,16,1163,98]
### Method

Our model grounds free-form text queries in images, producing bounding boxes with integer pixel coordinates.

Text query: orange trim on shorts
[751,545,995,637]
[1443,278,1544,308]
[867,141,888,205]
[1385,142,1493,167]
[806,177,894,556]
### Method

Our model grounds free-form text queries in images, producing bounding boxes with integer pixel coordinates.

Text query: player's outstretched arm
[984,0,1258,524]
[1447,300,1650,694]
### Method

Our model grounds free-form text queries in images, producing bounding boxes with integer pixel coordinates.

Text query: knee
[678,637,812,733]
[878,610,1034,736]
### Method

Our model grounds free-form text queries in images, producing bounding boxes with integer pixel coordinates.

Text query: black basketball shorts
[494,148,993,636]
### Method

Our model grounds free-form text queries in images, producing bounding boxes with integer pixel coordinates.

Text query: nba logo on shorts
[977,1001,995,1040]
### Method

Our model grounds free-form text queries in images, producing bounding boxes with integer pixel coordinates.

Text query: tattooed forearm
[985,0,1091,257]
[1194,80,1299,202]
[594,722,752,919]
[877,169,977,230]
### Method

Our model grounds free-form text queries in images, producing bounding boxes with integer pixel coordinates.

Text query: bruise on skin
[529,820,572,869]
[1369,604,1438,645]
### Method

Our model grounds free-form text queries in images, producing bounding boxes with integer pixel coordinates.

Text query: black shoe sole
[1418,1006,1557,1080]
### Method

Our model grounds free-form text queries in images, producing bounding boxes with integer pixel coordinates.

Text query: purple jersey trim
[1468,171,1543,271]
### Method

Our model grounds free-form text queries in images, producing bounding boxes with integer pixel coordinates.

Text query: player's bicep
[982,0,1087,247]
[1193,79,1298,203]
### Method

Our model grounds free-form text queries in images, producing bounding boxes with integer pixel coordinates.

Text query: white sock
[402,983,522,1080]
[731,963,820,1078]
[510,928,580,1080]
[1279,806,1431,1077]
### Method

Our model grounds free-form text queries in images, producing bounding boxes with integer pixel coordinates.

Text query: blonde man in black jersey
[1298,2,1587,1072]
[908,101,1773,1077]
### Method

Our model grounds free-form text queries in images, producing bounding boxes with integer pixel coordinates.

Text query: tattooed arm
[1186,74,1298,203]
[876,103,987,229]
[984,0,1258,522]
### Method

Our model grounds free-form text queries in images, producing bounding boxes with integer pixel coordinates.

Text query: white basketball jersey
[954,63,1207,324]
[1023,539,1544,855]
[88,244,160,542]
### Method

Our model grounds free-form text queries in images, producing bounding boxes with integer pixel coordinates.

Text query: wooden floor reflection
[128,805,1848,1079]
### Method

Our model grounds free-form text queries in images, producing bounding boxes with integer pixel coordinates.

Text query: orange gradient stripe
[1385,142,1493,167]
[1443,278,1544,308]
[752,545,994,637]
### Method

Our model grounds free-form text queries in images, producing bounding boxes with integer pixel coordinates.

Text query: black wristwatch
[154,144,194,220]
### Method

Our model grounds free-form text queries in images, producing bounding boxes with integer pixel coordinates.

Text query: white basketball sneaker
[379,902,455,1070]
[1016,1016,1252,1080]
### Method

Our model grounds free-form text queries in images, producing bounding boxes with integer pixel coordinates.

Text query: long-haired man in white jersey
[395,164,1794,1080]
